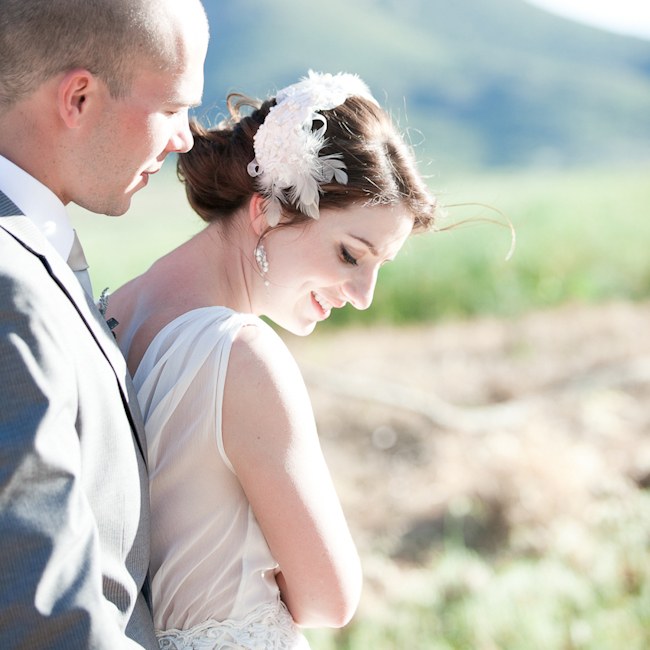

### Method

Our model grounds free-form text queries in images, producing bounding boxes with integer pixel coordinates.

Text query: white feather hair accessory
[246,70,379,226]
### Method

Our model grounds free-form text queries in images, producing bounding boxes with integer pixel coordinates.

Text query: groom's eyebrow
[167,86,204,110]
[168,97,203,110]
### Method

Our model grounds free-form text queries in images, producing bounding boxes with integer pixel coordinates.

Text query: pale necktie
[67,229,94,297]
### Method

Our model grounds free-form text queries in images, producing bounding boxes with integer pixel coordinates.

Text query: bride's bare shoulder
[230,322,302,386]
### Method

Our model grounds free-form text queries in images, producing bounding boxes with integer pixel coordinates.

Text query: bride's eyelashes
[339,245,358,266]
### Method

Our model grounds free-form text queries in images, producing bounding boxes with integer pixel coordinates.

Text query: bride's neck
[166,221,258,315]
[118,222,259,375]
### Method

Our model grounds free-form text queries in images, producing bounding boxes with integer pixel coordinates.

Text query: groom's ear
[248,193,269,236]
[57,69,97,128]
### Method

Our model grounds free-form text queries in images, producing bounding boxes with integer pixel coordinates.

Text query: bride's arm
[222,324,362,629]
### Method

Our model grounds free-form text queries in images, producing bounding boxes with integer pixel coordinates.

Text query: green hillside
[199,0,650,170]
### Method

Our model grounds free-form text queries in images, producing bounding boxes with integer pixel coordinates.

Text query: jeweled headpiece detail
[247,70,378,227]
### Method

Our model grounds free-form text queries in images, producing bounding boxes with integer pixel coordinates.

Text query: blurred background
[71,1,650,647]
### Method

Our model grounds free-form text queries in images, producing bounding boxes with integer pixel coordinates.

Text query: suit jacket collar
[0,191,148,464]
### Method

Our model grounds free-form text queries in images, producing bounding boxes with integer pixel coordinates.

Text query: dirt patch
[284,301,650,607]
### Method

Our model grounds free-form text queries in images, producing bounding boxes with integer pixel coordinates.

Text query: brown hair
[178,90,439,233]
[0,0,207,107]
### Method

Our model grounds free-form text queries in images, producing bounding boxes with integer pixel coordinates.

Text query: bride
[107,71,439,649]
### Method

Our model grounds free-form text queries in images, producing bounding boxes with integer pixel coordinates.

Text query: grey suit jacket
[0,190,158,649]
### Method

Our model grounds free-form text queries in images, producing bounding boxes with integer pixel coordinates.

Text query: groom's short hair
[0,0,200,108]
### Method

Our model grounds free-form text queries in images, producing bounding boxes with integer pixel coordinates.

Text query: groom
[0,0,209,647]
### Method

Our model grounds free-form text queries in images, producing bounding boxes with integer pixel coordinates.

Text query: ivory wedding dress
[128,306,311,649]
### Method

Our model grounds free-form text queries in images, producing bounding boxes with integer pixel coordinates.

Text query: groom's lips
[141,169,159,184]
[145,164,163,176]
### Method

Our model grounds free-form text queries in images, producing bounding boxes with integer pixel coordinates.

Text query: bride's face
[257,203,414,336]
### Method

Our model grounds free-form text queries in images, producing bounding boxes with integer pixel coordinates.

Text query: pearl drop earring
[254,242,270,286]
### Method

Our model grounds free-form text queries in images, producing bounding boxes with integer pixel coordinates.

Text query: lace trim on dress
[156,599,311,650]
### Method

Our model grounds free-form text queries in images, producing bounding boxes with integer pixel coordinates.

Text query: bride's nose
[342,267,378,311]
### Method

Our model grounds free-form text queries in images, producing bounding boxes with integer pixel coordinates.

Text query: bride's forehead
[305,204,411,254]
[323,203,413,234]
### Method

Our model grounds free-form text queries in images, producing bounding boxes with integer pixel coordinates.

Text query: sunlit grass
[326,165,650,325]
[70,165,650,322]
[305,491,650,650]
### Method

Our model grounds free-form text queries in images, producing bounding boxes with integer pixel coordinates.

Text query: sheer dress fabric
[130,307,311,649]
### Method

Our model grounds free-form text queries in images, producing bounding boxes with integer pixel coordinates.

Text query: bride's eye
[340,245,358,266]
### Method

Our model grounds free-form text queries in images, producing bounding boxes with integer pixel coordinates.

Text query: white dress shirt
[0,154,75,260]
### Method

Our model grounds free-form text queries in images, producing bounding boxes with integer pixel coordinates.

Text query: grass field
[304,495,650,649]
[70,164,650,323]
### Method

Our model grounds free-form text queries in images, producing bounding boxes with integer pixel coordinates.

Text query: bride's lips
[311,292,331,319]
[312,292,347,319]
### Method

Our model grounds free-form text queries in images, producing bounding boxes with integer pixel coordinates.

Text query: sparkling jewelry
[254,242,270,286]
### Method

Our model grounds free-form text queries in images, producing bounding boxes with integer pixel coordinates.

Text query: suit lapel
[0,204,148,463]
